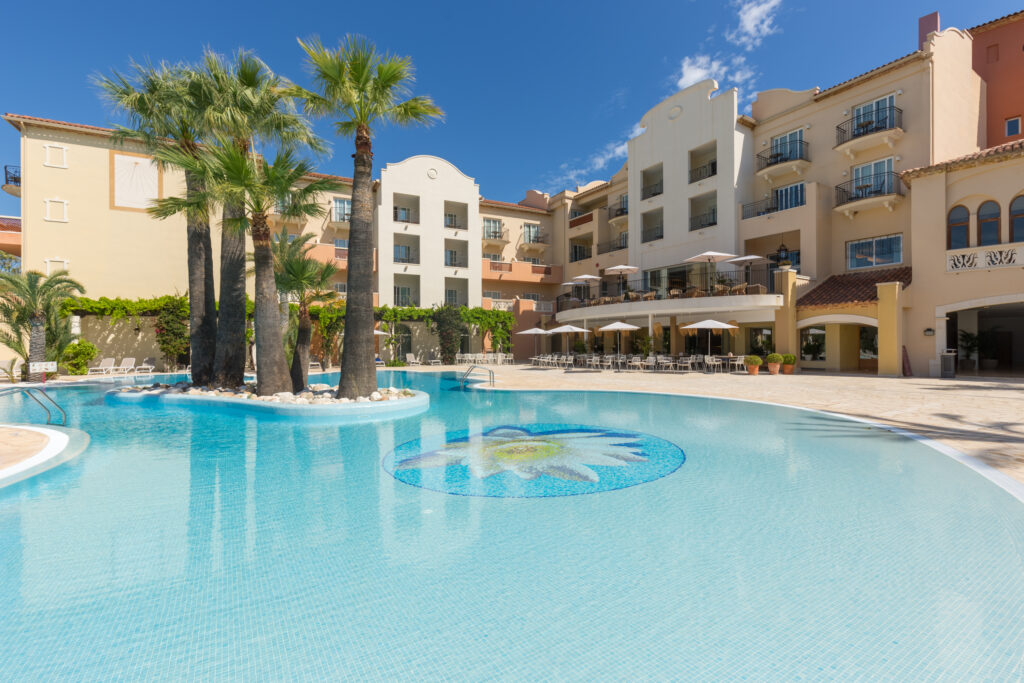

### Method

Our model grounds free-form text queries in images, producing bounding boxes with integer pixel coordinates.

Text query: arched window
[1011,195,1024,244]
[947,206,969,249]
[978,200,1000,246]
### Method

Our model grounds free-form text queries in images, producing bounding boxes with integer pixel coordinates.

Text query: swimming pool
[1,371,1022,679]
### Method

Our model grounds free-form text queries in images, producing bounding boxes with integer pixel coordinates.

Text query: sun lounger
[88,357,116,375]
[309,361,323,372]
[405,353,422,366]
[111,357,136,375]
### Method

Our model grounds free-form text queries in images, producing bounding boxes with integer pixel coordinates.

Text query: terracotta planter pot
[767,363,781,375]
[746,365,760,375]
[782,364,795,375]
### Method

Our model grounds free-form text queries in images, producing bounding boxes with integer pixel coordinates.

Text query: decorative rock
[274,392,294,399]
[370,391,383,401]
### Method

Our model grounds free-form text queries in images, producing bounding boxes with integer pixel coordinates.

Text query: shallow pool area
[1,370,1023,679]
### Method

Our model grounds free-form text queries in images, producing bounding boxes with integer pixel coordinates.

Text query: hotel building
[2,10,1023,374]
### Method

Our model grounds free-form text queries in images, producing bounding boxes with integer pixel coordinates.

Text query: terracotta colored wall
[972,17,1024,146]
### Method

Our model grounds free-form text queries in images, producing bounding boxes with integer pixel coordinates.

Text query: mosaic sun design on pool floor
[384,424,686,497]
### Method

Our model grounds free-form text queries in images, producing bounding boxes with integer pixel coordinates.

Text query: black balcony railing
[444,258,467,268]
[444,219,463,229]
[641,225,663,243]
[834,172,904,207]
[483,228,508,241]
[741,195,807,219]
[756,141,810,172]
[523,232,549,245]
[555,264,777,312]
[332,211,352,222]
[394,254,420,264]
[836,106,903,147]
[597,233,629,254]
[641,180,663,200]
[4,165,21,186]
[689,208,717,231]
[569,246,593,263]
[393,208,419,223]
[607,204,628,219]
[689,160,717,183]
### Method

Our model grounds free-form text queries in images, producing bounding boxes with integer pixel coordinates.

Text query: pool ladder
[460,365,494,388]
[0,386,68,426]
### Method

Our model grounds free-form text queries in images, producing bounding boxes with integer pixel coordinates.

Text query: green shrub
[781,353,797,365]
[60,339,99,375]
[431,304,468,364]
[765,353,784,364]
[385,359,407,367]
[573,339,587,354]
[154,296,190,367]
[744,355,763,366]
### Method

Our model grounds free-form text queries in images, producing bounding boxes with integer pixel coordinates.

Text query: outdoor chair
[747,284,767,295]
[308,361,323,372]
[712,284,730,296]
[428,353,442,366]
[137,358,157,374]
[405,353,422,366]
[111,358,136,375]
[676,356,696,372]
[642,291,657,301]
[657,355,675,372]
[641,355,658,371]
[703,355,723,373]
[88,358,116,375]
[668,289,683,299]
[626,355,644,371]
[730,283,747,295]
[626,292,641,302]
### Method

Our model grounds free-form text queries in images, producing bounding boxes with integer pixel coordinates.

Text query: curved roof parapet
[638,78,736,129]
[383,154,475,182]
[751,87,820,121]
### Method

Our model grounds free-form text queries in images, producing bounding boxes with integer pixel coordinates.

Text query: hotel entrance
[944,303,1024,376]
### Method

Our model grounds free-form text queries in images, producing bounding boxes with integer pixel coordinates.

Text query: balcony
[393,252,420,265]
[607,204,628,224]
[329,209,351,225]
[444,217,463,230]
[3,165,20,197]
[308,244,377,271]
[641,181,663,200]
[569,246,593,263]
[393,207,419,224]
[835,107,904,158]
[569,212,593,228]
[519,232,549,255]
[481,258,562,283]
[689,160,717,184]
[597,233,629,254]
[755,141,810,181]
[444,256,468,268]
[834,172,904,217]
[947,243,1021,272]
[689,209,717,231]
[641,225,663,243]
[482,228,509,249]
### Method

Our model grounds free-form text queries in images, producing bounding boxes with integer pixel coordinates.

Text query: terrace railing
[836,106,903,146]
[689,160,717,183]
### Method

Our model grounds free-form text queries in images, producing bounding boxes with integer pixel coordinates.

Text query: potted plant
[744,355,763,375]
[957,330,978,371]
[765,353,783,375]
[781,353,796,374]
[777,260,792,271]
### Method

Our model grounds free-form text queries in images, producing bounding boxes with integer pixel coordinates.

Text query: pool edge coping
[0,424,91,489]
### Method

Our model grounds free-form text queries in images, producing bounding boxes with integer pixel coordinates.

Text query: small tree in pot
[744,355,763,375]
[765,352,783,375]
[781,353,796,374]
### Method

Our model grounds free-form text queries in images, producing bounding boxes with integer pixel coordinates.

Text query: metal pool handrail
[0,386,68,426]
[460,365,494,388]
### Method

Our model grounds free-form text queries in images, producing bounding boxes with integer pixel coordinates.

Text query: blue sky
[0,0,1017,218]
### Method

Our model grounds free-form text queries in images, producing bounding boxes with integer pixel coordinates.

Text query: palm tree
[289,35,443,399]
[272,228,338,392]
[198,50,325,389]
[96,62,219,385]
[0,270,84,381]
[154,142,338,395]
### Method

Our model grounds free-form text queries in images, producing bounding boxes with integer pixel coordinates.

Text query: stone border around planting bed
[0,424,91,489]
[106,386,430,423]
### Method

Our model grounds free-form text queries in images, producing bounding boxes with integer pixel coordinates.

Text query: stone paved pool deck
[408,366,1024,486]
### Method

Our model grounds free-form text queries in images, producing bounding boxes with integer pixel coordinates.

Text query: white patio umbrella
[684,251,737,291]
[573,273,601,300]
[605,264,639,295]
[726,254,767,264]
[681,319,738,356]
[548,324,589,357]
[598,321,640,354]
[516,326,552,355]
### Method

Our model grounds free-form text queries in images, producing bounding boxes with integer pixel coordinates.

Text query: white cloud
[543,122,645,192]
[726,0,783,51]
[676,54,756,100]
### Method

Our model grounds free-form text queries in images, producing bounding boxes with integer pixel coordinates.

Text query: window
[332,198,351,222]
[44,258,69,275]
[333,238,349,249]
[847,233,903,270]
[445,249,460,267]
[1007,117,1021,138]
[44,198,68,222]
[770,129,804,162]
[43,144,67,168]
[394,244,414,263]
[521,293,539,301]
[978,201,1000,246]
[444,213,459,228]
[1010,195,1024,243]
[569,210,584,219]
[332,282,347,295]
[773,182,805,211]
[522,256,540,265]
[445,289,459,305]
[484,252,502,261]
[483,290,502,300]
[947,206,969,249]
[851,157,894,199]
[853,94,896,136]
[483,218,503,238]
[394,286,413,306]
[800,328,826,361]
[748,328,774,356]
[523,223,541,243]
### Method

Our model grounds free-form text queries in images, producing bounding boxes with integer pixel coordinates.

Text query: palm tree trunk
[251,215,291,396]
[290,305,311,393]
[185,170,217,385]
[337,125,377,399]
[27,313,46,382]
[212,203,247,388]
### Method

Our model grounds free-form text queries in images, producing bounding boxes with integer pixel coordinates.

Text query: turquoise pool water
[1,371,1022,680]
